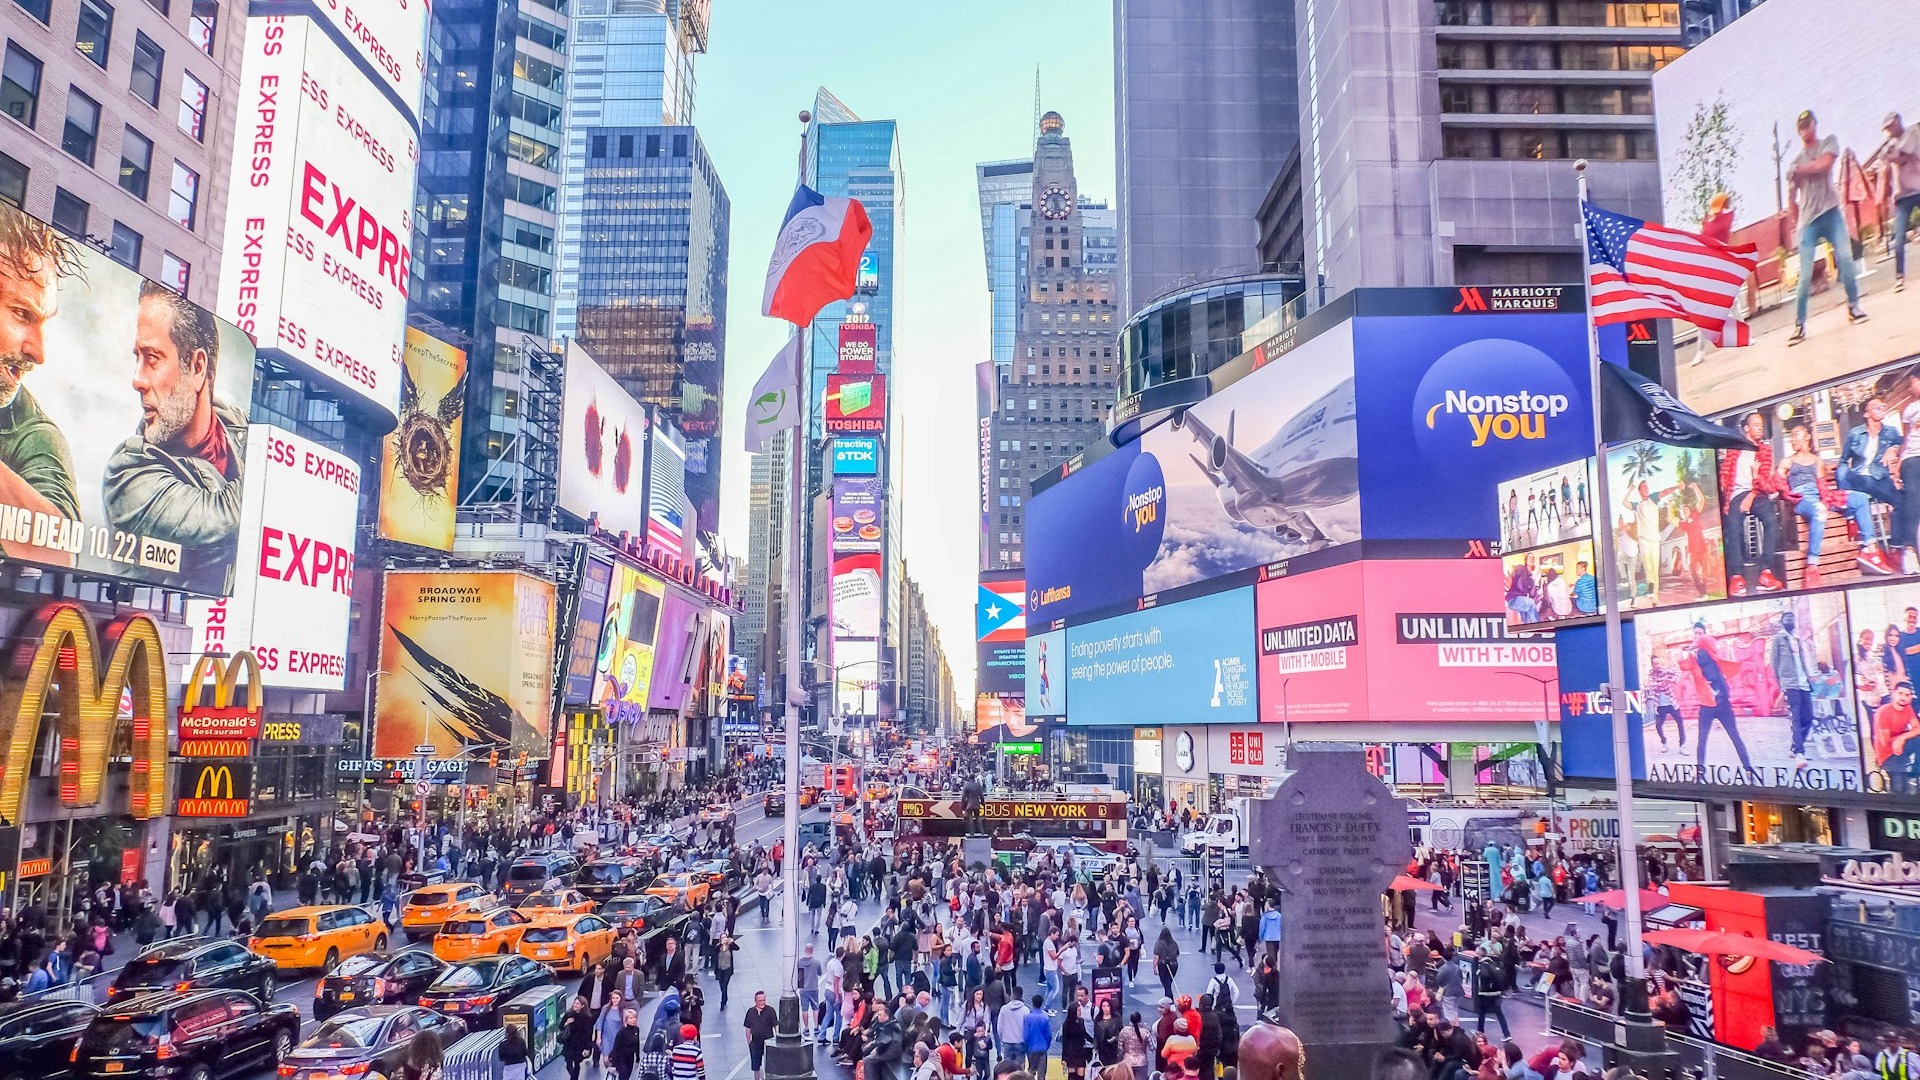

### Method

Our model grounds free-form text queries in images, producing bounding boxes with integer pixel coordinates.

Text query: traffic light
[489,750,499,769]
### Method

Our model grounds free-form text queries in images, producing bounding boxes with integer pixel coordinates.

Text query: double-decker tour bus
[895,791,1131,853]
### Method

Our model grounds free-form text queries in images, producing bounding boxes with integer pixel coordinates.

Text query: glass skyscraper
[804,117,902,447]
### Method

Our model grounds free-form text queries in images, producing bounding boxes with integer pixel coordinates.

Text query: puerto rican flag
[977,580,1026,643]
[762,184,873,327]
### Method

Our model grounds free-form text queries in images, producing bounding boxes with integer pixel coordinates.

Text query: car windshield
[305,1015,386,1049]
[524,893,560,906]
[442,918,488,936]
[256,917,312,938]
[523,927,570,943]
[431,964,495,990]
[656,876,686,888]
[586,865,629,883]
[335,955,383,977]
[410,890,453,906]
[506,864,552,882]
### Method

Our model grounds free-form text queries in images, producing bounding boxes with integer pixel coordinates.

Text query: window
[177,70,207,140]
[108,221,140,268]
[167,161,198,228]
[14,0,49,24]
[130,32,162,106]
[2,44,41,126]
[62,89,99,164]
[119,126,151,197]
[188,0,216,53]
[0,149,23,206]
[49,188,87,237]
[160,251,189,291]
[75,0,113,67]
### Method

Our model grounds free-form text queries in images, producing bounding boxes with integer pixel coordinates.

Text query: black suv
[501,852,581,903]
[74,989,300,1080]
[0,998,99,1080]
[106,939,278,1004]
[578,858,652,903]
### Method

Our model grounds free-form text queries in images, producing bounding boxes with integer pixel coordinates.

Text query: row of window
[1441,126,1657,160]
[1434,0,1680,28]
[1437,41,1684,71]
[0,150,192,285]
[1439,83,1652,116]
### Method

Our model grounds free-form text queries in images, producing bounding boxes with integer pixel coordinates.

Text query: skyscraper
[1113,0,1300,319]
[804,109,902,450]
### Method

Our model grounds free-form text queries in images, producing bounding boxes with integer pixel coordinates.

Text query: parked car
[416,956,554,1029]
[107,939,278,1004]
[73,989,299,1080]
[313,949,449,1021]
[280,1006,465,1079]
[0,998,98,1080]
[248,905,389,972]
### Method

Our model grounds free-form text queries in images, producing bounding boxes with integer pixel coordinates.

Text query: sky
[700,1,1118,697]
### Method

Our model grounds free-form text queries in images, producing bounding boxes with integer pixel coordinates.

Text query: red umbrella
[1388,874,1443,892]
[1579,888,1672,911]
[1644,927,1826,965]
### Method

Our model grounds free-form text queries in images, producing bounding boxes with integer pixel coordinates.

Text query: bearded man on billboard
[0,207,82,555]
[103,281,246,589]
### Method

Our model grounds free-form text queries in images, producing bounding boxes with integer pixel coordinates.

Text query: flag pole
[1576,160,1669,1071]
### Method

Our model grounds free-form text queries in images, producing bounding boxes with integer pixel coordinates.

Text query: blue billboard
[1556,621,1645,782]
[1352,312,1595,542]
[1064,588,1258,725]
[832,436,880,475]
[1025,440,1157,626]
[1025,628,1065,721]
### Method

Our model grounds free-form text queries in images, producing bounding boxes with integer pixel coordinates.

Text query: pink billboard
[1256,559,1557,726]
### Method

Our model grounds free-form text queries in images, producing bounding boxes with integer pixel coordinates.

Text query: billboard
[559,341,649,537]
[374,571,557,757]
[1498,459,1592,553]
[649,593,702,713]
[679,320,721,537]
[647,416,692,557]
[185,425,359,690]
[219,17,415,421]
[0,202,254,595]
[837,321,877,371]
[1656,0,1920,418]
[832,436,881,476]
[1838,580,1920,794]
[831,551,884,639]
[1500,538,1598,628]
[379,328,466,550]
[173,760,253,818]
[1065,588,1258,726]
[1352,312,1593,541]
[1557,621,1647,782]
[1024,628,1066,721]
[1255,559,1556,726]
[1634,592,1863,791]
[977,573,1025,697]
[824,373,887,434]
[563,556,613,705]
[830,476,884,554]
[592,563,666,725]
[836,640,880,717]
[250,0,430,120]
[1606,441,1727,609]
[975,693,1032,740]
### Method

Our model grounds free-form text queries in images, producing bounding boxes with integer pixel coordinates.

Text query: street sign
[415,780,431,797]
[414,744,436,756]
[1001,741,1042,756]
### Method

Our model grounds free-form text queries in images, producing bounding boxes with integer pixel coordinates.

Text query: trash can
[442,1028,505,1080]
[500,983,570,1072]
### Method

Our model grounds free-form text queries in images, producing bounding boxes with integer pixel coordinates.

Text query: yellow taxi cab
[515,912,617,973]
[247,904,389,972]
[517,888,595,916]
[797,785,820,809]
[401,882,496,940]
[864,782,892,802]
[432,906,533,962]
[643,872,711,908]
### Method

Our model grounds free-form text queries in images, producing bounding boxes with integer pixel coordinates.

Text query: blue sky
[701,1,1116,696]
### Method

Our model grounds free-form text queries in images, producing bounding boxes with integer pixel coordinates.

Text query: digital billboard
[185,425,358,690]
[977,573,1025,697]
[1256,559,1556,726]
[1352,312,1593,542]
[250,0,430,120]
[0,202,253,596]
[1600,441,1727,610]
[832,436,881,476]
[592,563,665,725]
[564,556,613,705]
[1838,580,1920,794]
[1500,539,1598,628]
[679,320,721,537]
[558,341,650,538]
[837,321,877,371]
[1024,628,1066,722]
[830,477,884,554]
[646,416,692,557]
[824,374,887,434]
[649,593,702,713]
[1634,592,1863,791]
[1656,0,1920,418]
[1497,459,1592,553]
[975,693,1033,741]
[378,328,465,551]
[1065,588,1258,726]
[375,571,556,757]
[835,640,880,717]
[1556,621,1647,783]
[219,17,415,421]
[831,551,884,639]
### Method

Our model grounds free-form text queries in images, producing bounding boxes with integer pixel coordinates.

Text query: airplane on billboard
[1170,377,1359,548]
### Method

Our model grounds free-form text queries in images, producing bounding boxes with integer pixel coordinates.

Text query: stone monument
[1251,745,1412,1078]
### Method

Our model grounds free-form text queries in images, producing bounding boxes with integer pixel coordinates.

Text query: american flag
[1583,201,1757,347]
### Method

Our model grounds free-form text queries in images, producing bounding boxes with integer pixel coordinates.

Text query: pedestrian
[1021,993,1052,1077]
[597,991,628,1071]
[995,985,1031,1066]
[498,1024,530,1080]
[562,996,596,1080]
[713,934,737,1011]
[744,991,777,1080]
[1153,926,1179,1001]
[670,1024,706,1080]
[1471,954,1510,1039]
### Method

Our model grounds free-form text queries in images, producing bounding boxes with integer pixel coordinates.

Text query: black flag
[1598,361,1755,451]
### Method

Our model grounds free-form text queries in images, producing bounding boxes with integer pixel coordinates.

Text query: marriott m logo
[1453,288,1490,313]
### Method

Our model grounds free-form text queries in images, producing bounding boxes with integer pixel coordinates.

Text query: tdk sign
[833,437,881,475]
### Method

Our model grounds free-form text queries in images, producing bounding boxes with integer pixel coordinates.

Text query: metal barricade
[442,1028,506,1080]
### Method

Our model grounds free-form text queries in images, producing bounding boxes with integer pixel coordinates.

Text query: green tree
[1669,94,1743,228]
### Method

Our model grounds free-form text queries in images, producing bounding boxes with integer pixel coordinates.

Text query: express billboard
[1352,312,1593,542]
[1255,559,1556,726]
[592,563,666,725]
[250,0,430,121]
[185,425,359,690]
[558,341,650,538]
[1655,0,1920,418]
[824,374,887,434]
[0,202,253,596]
[1024,628,1065,722]
[378,328,465,551]
[977,573,1025,697]
[374,570,556,757]
[219,17,415,422]
[830,477,884,554]
[1064,588,1257,726]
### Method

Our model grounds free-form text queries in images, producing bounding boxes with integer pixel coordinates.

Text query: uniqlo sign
[1228,731,1265,766]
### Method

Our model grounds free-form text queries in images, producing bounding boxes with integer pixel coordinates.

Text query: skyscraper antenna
[1033,66,1041,137]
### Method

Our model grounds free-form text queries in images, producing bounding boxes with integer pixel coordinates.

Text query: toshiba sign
[186,425,360,690]
[218,17,416,422]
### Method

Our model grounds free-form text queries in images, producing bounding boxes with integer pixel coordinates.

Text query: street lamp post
[1495,669,1560,801]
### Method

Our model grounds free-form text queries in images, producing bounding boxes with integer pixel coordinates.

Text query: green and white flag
[743,334,802,454]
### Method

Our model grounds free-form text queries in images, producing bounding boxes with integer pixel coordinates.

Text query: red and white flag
[1583,201,1758,347]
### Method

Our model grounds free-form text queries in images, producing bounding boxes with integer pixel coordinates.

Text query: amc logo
[174,762,252,818]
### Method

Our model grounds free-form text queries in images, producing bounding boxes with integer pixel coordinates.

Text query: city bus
[894,791,1131,853]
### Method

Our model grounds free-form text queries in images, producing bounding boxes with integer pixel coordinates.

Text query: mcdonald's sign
[0,604,170,825]
[178,651,265,740]
[174,761,253,817]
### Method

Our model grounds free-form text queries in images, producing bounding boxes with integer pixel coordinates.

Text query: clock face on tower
[1040,185,1071,221]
